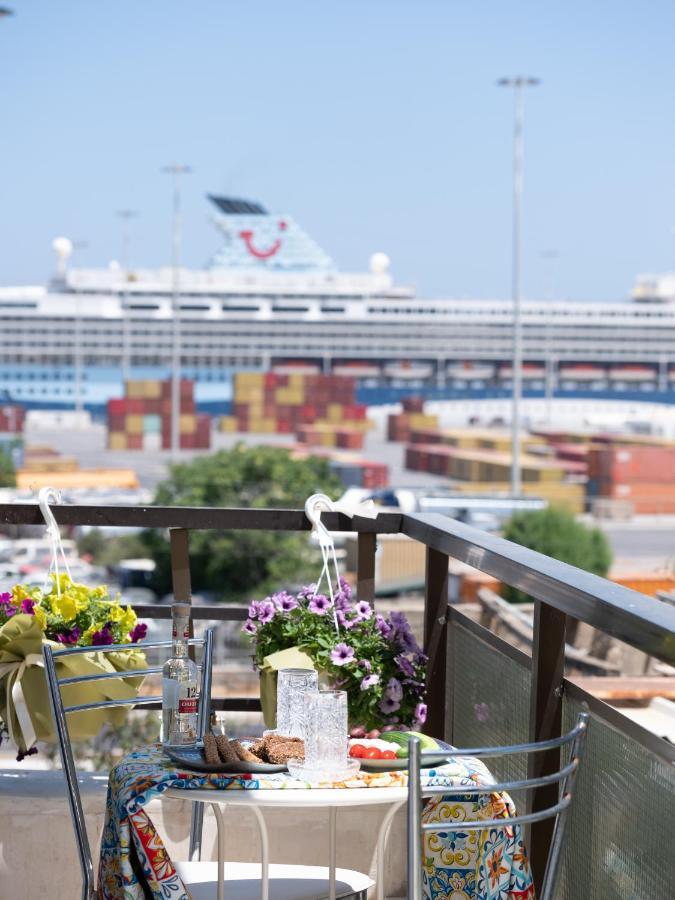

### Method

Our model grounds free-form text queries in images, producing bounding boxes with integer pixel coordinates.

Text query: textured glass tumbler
[303,690,348,768]
[276,668,318,738]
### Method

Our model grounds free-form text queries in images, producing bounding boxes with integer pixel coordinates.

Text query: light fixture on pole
[0,8,14,17]
[161,164,191,461]
[497,76,540,497]
[116,210,138,386]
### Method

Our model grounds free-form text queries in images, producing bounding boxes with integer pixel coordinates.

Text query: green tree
[502,506,612,603]
[77,529,150,568]
[0,445,16,488]
[142,444,343,600]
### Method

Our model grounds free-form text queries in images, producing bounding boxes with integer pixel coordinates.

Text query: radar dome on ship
[52,236,73,259]
[370,252,390,274]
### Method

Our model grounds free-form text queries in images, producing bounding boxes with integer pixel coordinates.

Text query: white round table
[164,785,408,900]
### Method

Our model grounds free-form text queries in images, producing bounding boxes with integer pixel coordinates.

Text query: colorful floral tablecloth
[98,745,535,900]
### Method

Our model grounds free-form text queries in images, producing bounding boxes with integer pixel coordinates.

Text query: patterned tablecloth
[98,746,535,900]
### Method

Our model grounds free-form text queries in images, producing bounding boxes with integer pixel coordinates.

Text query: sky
[1,0,675,301]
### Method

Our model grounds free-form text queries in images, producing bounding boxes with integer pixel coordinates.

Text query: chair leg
[189,802,205,861]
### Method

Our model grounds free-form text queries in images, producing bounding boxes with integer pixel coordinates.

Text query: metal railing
[1,502,674,896]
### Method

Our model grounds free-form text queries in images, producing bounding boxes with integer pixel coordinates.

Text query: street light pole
[116,210,138,387]
[498,76,540,497]
[161,165,191,461]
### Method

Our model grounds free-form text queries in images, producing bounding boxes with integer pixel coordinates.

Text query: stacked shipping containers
[387,397,438,442]
[220,372,372,435]
[0,403,25,433]
[107,379,211,451]
[588,444,675,513]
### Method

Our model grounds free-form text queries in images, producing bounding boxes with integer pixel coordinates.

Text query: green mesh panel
[558,696,675,900]
[450,619,531,788]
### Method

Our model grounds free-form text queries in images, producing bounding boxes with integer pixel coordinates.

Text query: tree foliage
[501,506,612,603]
[0,445,16,488]
[142,445,343,600]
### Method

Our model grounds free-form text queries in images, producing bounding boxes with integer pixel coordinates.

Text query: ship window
[180,304,211,311]
[129,304,160,311]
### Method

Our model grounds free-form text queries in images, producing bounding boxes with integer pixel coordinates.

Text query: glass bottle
[162,603,199,748]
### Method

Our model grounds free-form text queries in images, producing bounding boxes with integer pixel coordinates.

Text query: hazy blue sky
[2,1,675,300]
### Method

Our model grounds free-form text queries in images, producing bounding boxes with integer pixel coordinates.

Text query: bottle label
[178,682,198,714]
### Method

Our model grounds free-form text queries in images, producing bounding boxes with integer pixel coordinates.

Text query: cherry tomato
[349,744,367,758]
[364,747,382,759]
[380,750,397,760]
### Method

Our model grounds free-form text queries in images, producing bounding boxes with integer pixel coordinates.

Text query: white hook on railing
[38,486,72,595]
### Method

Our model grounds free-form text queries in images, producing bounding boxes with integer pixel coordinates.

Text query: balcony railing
[1,502,674,898]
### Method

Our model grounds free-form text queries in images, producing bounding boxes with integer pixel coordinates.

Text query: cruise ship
[1,194,675,414]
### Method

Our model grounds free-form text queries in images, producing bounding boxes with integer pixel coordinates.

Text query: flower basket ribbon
[0,614,146,755]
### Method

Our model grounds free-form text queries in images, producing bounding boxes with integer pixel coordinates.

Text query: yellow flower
[53,593,77,622]
[119,606,137,634]
[106,603,125,623]
[33,606,47,630]
[82,626,96,645]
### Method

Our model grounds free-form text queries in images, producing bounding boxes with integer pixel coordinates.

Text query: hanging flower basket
[0,575,148,757]
[245,578,428,732]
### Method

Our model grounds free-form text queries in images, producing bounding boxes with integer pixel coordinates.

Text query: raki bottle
[162,603,199,748]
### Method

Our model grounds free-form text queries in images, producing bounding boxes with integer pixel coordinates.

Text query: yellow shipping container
[276,389,304,405]
[180,415,196,434]
[125,415,143,435]
[108,433,128,450]
[17,468,140,490]
[218,416,238,433]
[327,404,343,422]
[125,380,145,399]
[288,373,306,388]
[408,413,439,428]
[453,480,584,514]
[236,386,265,401]
[142,380,162,399]
[235,372,264,388]
[248,418,277,433]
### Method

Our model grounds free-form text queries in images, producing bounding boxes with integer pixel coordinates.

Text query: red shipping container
[264,373,279,388]
[126,434,143,450]
[108,415,126,432]
[180,434,196,449]
[402,396,425,413]
[107,398,128,416]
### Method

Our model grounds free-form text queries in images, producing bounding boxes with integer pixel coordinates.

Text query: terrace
[0,501,674,898]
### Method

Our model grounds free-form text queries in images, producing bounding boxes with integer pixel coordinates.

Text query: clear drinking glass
[276,668,318,738]
[303,690,348,769]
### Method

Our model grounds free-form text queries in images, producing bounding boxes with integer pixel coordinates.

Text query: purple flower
[413,702,428,726]
[357,658,372,672]
[334,589,351,612]
[309,594,331,615]
[360,673,380,690]
[330,643,355,666]
[243,619,258,635]
[354,600,373,621]
[19,598,36,615]
[337,610,358,629]
[339,577,352,600]
[379,696,400,714]
[56,627,81,645]
[129,623,147,643]
[395,654,416,678]
[272,591,299,613]
[0,593,16,619]
[247,600,261,619]
[91,623,114,646]
[297,584,317,600]
[257,600,276,624]
[386,677,403,702]
[374,614,393,640]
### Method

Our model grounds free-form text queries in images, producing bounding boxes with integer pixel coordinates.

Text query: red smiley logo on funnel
[239,219,287,259]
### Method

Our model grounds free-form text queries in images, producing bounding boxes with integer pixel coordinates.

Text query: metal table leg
[249,805,270,900]
[376,800,406,900]
[211,803,226,900]
[329,806,337,900]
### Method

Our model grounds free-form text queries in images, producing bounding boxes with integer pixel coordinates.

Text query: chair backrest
[406,712,588,900]
[43,630,214,900]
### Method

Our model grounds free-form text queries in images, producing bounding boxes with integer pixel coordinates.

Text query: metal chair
[43,630,214,900]
[406,712,589,900]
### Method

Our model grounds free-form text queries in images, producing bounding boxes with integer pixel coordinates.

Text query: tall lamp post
[116,209,138,386]
[541,249,558,422]
[161,165,191,461]
[498,76,540,497]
